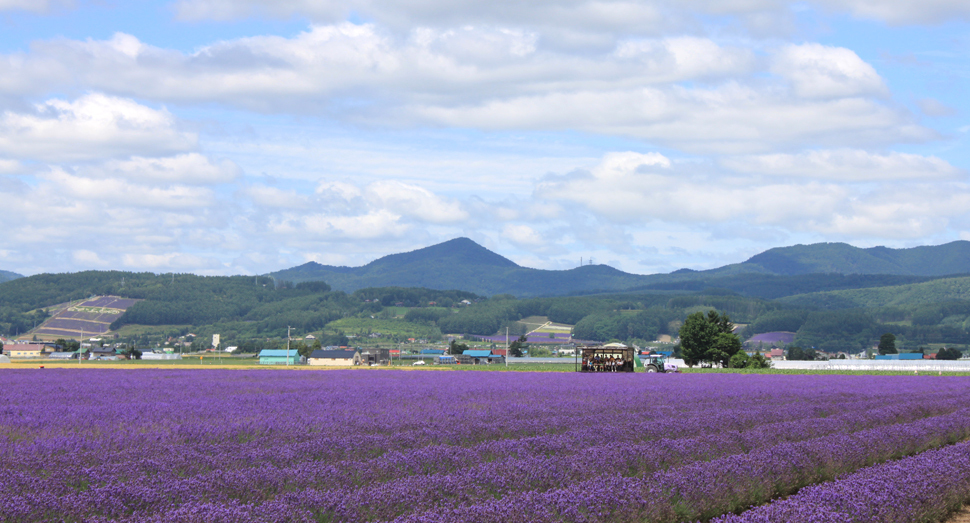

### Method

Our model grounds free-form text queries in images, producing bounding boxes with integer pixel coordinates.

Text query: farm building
[875,353,924,360]
[258,349,301,365]
[359,348,390,365]
[142,350,182,361]
[458,350,504,365]
[420,349,445,355]
[0,354,8,364]
[89,348,118,360]
[5,343,46,358]
[434,355,457,364]
[307,349,360,366]
[47,351,77,360]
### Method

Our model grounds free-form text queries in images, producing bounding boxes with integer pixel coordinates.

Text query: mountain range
[268,238,970,298]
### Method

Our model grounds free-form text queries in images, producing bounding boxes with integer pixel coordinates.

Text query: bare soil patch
[949,507,970,523]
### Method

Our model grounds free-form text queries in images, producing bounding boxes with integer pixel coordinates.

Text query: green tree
[508,335,528,357]
[787,346,817,361]
[679,311,739,367]
[709,332,742,368]
[729,351,750,369]
[937,347,962,360]
[448,339,469,355]
[878,333,897,355]
[679,312,717,367]
[747,352,772,369]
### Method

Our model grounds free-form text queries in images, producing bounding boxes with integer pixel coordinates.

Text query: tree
[878,333,897,355]
[296,342,315,358]
[508,335,527,357]
[449,339,469,355]
[678,311,740,367]
[937,347,962,360]
[747,352,772,369]
[729,351,749,369]
[787,346,817,361]
[679,312,717,367]
[709,332,742,368]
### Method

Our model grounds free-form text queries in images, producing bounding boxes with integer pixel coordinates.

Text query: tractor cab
[643,353,678,373]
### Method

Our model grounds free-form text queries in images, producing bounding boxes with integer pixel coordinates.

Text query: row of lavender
[713,439,970,522]
[1,371,969,522]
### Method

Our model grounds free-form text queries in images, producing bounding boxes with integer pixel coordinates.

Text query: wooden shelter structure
[578,343,635,373]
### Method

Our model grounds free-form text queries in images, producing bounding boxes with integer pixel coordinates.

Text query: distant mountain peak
[367,237,519,270]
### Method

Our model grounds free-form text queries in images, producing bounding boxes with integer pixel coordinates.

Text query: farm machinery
[643,353,679,373]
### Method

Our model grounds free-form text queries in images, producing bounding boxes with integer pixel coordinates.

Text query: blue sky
[0,0,968,277]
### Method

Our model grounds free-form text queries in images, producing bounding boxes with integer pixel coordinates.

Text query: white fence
[770,359,970,373]
[141,353,182,360]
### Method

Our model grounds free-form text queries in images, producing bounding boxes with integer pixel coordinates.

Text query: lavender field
[2,370,970,522]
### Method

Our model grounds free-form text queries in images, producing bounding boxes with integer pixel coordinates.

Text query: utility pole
[505,326,509,368]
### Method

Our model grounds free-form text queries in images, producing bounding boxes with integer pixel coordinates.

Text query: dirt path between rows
[948,507,970,522]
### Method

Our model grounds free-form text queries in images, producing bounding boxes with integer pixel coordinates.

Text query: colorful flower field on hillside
[1,370,970,522]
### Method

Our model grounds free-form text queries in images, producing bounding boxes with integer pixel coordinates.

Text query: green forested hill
[0,270,21,283]
[270,238,970,298]
[780,276,970,310]
[269,237,676,296]
[731,241,970,276]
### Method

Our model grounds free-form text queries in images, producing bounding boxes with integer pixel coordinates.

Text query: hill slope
[269,237,675,296]
[779,276,970,310]
[732,241,970,276]
[0,270,23,283]
[270,238,970,298]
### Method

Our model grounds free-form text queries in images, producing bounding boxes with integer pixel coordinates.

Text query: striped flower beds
[1,370,969,522]
[713,439,970,523]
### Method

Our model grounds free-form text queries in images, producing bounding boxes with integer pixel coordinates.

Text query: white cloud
[171,0,668,36]
[772,43,887,99]
[916,98,956,117]
[122,252,224,270]
[170,0,970,28]
[819,0,970,24]
[0,159,22,173]
[277,209,411,240]
[72,249,109,267]
[365,180,468,224]
[30,27,751,109]
[239,185,310,209]
[410,84,930,153]
[503,224,546,247]
[39,168,215,209]
[94,154,240,184]
[539,151,970,239]
[721,149,963,181]
[0,28,924,155]
[0,0,71,13]
[0,94,196,162]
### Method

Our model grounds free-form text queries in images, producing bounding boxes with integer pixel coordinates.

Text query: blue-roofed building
[875,353,923,360]
[420,349,445,355]
[458,349,503,365]
[258,349,301,365]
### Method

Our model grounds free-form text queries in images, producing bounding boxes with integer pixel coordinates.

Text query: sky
[0,0,968,277]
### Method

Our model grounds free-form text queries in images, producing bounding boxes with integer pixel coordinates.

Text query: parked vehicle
[644,354,679,373]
